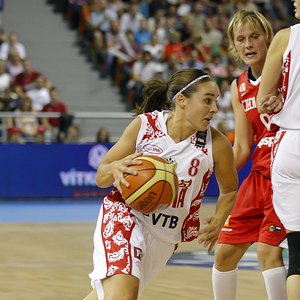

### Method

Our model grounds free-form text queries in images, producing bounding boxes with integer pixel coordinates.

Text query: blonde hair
[227,10,273,61]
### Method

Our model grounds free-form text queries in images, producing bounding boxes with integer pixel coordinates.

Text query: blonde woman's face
[233,23,268,67]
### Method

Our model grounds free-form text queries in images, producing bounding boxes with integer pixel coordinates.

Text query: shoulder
[273,27,290,46]
[230,78,238,89]
[121,116,142,140]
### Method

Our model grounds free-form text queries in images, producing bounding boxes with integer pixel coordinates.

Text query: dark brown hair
[137,69,211,114]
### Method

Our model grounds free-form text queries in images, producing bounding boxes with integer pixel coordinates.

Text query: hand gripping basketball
[120,155,178,214]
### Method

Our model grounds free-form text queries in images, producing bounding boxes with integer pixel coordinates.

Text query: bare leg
[212,243,250,300]
[83,289,98,300]
[286,275,300,300]
[214,243,250,271]
[102,274,139,300]
[257,242,287,300]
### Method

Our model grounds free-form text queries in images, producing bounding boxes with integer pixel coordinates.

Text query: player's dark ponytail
[136,79,172,114]
[136,69,211,115]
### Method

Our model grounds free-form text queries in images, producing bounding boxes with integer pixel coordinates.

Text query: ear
[175,94,186,109]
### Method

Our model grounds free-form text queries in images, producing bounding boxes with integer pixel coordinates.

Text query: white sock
[262,266,287,300]
[212,264,237,300]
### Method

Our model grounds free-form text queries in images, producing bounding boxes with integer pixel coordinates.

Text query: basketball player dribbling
[257,1,300,298]
[212,10,287,300]
[83,69,238,300]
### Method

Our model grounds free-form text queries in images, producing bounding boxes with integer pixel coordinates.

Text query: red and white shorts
[218,171,286,247]
[89,198,176,299]
[272,130,300,231]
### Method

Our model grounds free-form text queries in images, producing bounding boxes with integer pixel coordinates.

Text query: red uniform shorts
[218,171,286,246]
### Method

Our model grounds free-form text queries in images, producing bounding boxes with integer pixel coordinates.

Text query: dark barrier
[0,144,252,198]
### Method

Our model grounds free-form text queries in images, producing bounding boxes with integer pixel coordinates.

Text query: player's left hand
[259,94,283,114]
[198,216,222,253]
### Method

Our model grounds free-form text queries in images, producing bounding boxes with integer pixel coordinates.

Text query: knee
[105,289,138,300]
[287,231,300,277]
[256,243,284,270]
[214,245,240,271]
[102,274,139,300]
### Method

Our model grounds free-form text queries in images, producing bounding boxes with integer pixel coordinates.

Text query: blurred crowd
[0,29,73,143]
[0,0,293,144]
[0,28,110,144]
[49,0,292,143]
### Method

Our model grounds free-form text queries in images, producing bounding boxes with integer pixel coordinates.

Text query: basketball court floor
[0,198,288,299]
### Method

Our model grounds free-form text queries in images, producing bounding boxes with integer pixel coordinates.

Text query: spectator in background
[64,124,81,143]
[0,27,7,49]
[35,125,47,144]
[134,18,152,46]
[189,2,208,30]
[0,59,11,92]
[161,53,182,81]
[201,19,223,51]
[105,19,123,83]
[77,0,94,42]
[6,50,24,81]
[217,78,233,111]
[41,87,68,142]
[117,30,143,99]
[13,59,43,97]
[86,0,118,75]
[0,32,26,61]
[163,31,184,63]
[148,8,166,38]
[211,78,235,137]
[207,55,229,84]
[8,96,39,142]
[26,75,51,111]
[127,50,163,107]
[143,32,163,62]
[119,1,144,34]
[0,87,21,112]
[7,127,23,144]
[96,126,110,143]
[182,49,205,70]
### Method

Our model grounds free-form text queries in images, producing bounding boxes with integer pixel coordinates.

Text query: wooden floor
[0,204,268,300]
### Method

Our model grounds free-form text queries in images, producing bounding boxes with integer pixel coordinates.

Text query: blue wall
[0,144,251,198]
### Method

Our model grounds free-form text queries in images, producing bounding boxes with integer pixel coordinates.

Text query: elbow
[234,146,252,170]
[95,173,103,188]
[95,170,107,188]
[95,169,113,188]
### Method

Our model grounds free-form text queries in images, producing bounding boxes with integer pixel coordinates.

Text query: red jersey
[42,101,67,127]
[14,71,41,92]
[237,70,278,178]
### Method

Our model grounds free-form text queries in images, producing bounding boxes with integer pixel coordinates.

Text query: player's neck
[248,64,263,80]
[167,113,195,142]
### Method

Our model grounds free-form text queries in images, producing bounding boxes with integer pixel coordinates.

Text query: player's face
[233,24,268,68]
[292,0,300,19]
[185,81,219,131]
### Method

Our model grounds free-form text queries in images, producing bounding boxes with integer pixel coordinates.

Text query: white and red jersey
[272,24,300,130]
[237,70,278,178]
[106,110,214,244]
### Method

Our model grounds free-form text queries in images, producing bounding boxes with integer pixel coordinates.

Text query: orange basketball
[121,155,178,214]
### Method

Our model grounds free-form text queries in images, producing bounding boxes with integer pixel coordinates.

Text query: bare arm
[95,117,143,191]
[198,128,238,252]
[231,79,253,170]
[257,28,290,113]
